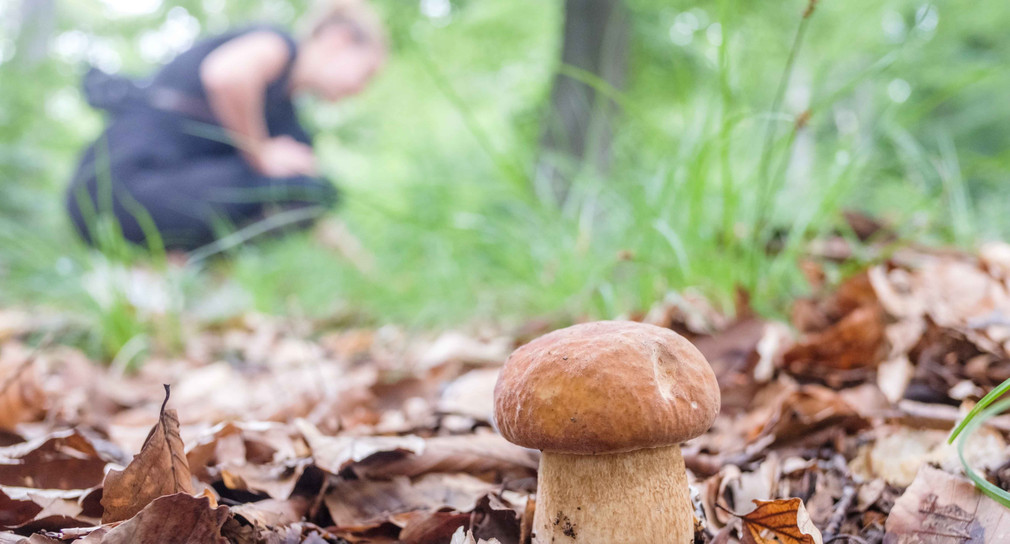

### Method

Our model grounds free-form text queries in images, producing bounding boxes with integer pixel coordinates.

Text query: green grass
[1,0,1009,362]
[949,384,1010,507]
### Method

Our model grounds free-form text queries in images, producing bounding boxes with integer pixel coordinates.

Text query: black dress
[65,26,338,251]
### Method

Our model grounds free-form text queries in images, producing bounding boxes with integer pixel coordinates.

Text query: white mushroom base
[533,445,694,544]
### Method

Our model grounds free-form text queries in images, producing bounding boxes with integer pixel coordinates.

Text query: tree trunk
[14,0,56,69]
[537,0,629,204]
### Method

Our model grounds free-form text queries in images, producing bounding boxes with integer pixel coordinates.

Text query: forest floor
[3,231,1010,543]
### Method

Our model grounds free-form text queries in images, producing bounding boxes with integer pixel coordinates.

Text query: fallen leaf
[739,497,824,544]
[980,241,1010,279]
[449,526,503,544]
[397,511,471,544]
[885,465,1010,542]
[346,432,538,479]
[0,430,108,490]
[101,385,194,523]
[437,368,501,421]
[469,493,524,544]
[418,332,510,370]
[710,457,781,524]
[852,420,1007,491]
[0,487,99,532]
[228,498,306,529]
[0,344,45,431]
[223,497,309,543]
[101,493,229,544]
[749,385,867,446]
[216,460,307,501]
[877,355,914,404]
[325,473,505,533]
[295,418,426,475]
[784,305,886,377]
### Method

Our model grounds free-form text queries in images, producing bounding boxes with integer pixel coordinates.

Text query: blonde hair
[300,0,387,49]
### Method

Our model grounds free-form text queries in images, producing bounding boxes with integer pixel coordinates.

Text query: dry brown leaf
[877,355,914,404]
[0,487,99,533]
[186,423,244,482]
[692,316,768,413]
[295,418,425,475]
[101,493,229,544]
[216,460,307,500]
[417,332,510,370]
[0,488,47,530]
[347,432,538,479]
[101,386,194,523]
[749,385,867,446]
[0,430,108,490]
[849,424,1007,487]
[449,526,503,544]
[981,241,1010,279]
[224,497,309,542]
[784,305,886,377]
[469,493,524,544]
[397,511,471,544]
[739,497,824,544]
[437,368,501,421]
[704,457,782,527]
[886,465,1010,542]
[325,473,503,532]
[0,344,46,431]
[229,498,306,528]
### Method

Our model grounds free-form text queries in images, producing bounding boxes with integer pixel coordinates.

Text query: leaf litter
[2,238,1010,542]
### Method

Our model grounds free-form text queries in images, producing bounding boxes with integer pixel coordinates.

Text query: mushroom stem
[533,445,693,544]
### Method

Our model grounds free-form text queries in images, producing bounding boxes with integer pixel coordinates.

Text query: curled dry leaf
[739,498,824,544]
[347,432,539,480]
[295,418,426,475]
[0,344,46,431]
[397,511,472,544]
[783,305,886,377]
[885,466,1010,542]
[223,497,309,543]
[0,487,100,533]
[449,526,503,544]
[101,386,194,523]
[325,473,510,533]
[749,385,867,446]
[101,493,229,544]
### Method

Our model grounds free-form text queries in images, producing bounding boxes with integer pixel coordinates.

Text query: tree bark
[537,0,629,204]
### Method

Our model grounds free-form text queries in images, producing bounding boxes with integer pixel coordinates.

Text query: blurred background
[0,0,1008,360]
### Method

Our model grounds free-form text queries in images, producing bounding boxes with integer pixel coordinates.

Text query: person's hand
[252,136,317,178]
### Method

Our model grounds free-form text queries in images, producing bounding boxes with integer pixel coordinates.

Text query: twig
[823,484,857,540]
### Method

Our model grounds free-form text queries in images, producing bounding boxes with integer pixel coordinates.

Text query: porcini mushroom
[493,321,720,543]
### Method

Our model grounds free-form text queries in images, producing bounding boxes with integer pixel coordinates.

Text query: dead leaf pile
[1,240,1010,542]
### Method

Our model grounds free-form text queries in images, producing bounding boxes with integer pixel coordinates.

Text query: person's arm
[199,31,315,176]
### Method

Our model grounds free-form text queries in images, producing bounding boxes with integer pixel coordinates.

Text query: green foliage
[1,0,1008,360]
[949,388,1010,507]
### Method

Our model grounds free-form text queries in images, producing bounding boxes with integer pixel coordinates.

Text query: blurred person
[65,0,386,252]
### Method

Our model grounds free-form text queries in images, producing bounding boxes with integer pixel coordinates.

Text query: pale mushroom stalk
[494,321,720,544]
[534,446,693,542]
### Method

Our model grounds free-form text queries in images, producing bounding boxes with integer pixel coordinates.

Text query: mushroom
[493,320,720,543]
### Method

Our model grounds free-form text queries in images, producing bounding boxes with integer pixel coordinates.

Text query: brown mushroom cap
[493,321,720,455]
